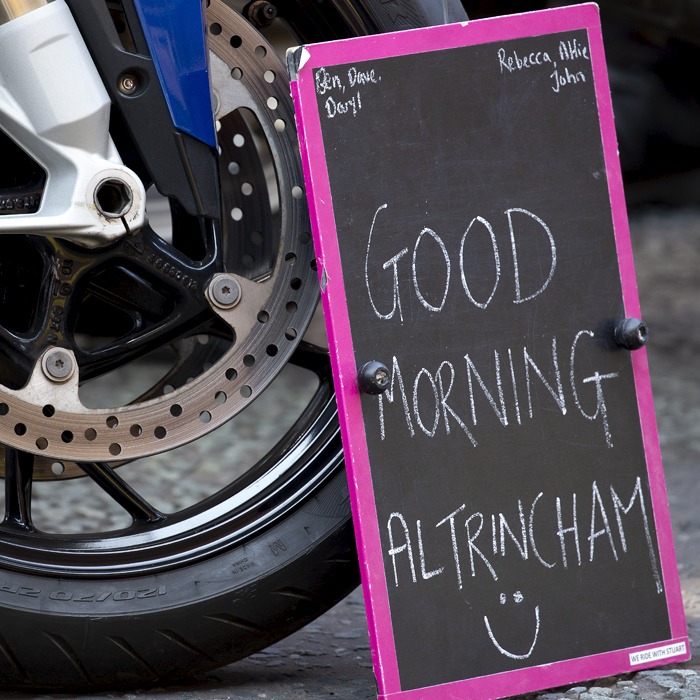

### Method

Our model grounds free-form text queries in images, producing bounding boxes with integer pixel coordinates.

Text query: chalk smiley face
[484,591,540,660]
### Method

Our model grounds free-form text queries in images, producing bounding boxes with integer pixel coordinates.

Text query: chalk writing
[325,91,362,118]
[385,476,661,591]
[485,600,541,659]
[559,37,589,61]
[497,36,590,96]
[315,67,345,95]
[315,65,381,119]
[365,204,557,322]
[377,329,620,448]
[498,47,552,73]
[551,65,586,93]
[306,21,676,684]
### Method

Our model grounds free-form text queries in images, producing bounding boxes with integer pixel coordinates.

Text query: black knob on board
[615,317,648,350]
[358,361,390,395]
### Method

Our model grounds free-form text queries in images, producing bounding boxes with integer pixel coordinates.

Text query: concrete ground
[4,206,700,699]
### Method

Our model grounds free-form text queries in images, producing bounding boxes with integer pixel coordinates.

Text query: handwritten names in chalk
[498,47,553,73]
[498,37,591,94]
[315,65,382,119]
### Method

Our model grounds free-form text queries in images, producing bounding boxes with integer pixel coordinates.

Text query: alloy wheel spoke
[0,325,33,381]
[86,265,169,320]
[0,237,94,384]
[0,252,66,382]
[289,341,332,378]
[3,446,35,531]
[26,257,64,340]
[124,224,221,298]
[74,307,213,381]
[79,462,165,524]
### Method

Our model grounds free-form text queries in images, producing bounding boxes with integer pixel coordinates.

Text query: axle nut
[42,349,74,382]
[94,178,133,218]
[209,274,242,309]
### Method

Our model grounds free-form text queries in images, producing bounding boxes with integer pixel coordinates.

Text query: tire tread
[204,613,267,634]
[44,632,93,686]
[0,632,29,683]
[156,629,219,664]
[107,636,160,680]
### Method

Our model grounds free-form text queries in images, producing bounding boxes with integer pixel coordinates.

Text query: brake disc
[0,0,318,473]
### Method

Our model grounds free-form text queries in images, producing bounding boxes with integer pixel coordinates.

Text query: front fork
[0,0,145,247]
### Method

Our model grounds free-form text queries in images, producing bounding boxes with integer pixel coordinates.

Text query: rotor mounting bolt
[43,349,74,382]
[357,361,391,395]
[209,274,242,309]
[248,0,277,28]
[614,317,648,351]
[118,73,138,95]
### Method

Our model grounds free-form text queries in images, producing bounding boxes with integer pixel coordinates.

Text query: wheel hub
[0,0,317,472]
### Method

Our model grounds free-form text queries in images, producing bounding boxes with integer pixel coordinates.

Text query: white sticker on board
[629,641,687,666]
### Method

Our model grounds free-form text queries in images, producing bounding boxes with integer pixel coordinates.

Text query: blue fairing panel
[133,0,217,148]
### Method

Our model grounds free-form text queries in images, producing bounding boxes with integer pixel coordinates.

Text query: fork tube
[0,0,52,26]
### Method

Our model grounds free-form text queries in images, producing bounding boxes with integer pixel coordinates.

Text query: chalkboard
[289,5,689,699]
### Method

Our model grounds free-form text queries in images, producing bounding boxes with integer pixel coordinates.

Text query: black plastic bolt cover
[615,317,648,350]
[357,361,390,395]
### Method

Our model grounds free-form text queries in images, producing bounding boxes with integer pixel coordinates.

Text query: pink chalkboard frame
[289,5,689,698]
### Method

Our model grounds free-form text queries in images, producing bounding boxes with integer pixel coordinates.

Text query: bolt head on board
[614,317,648,350]
[208,274,242,309]
[42,348,75,382]
[358,361,391,395]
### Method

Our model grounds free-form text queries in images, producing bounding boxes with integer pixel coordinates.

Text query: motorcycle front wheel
[0,0,463,689]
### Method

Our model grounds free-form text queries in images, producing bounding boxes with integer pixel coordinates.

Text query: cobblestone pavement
[4,208,700,699]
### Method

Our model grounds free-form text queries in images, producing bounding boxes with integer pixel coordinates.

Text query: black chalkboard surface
[289,5,688,699]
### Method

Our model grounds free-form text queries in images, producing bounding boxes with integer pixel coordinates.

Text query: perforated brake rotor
[0,1,318,472]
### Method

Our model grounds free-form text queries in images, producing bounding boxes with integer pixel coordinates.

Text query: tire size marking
[47,586,167,602]
[0,584,167,602]
[0,584,39,598]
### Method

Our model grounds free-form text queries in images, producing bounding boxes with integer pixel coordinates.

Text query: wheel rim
[0,0,344,578]
[0,0,316,464]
